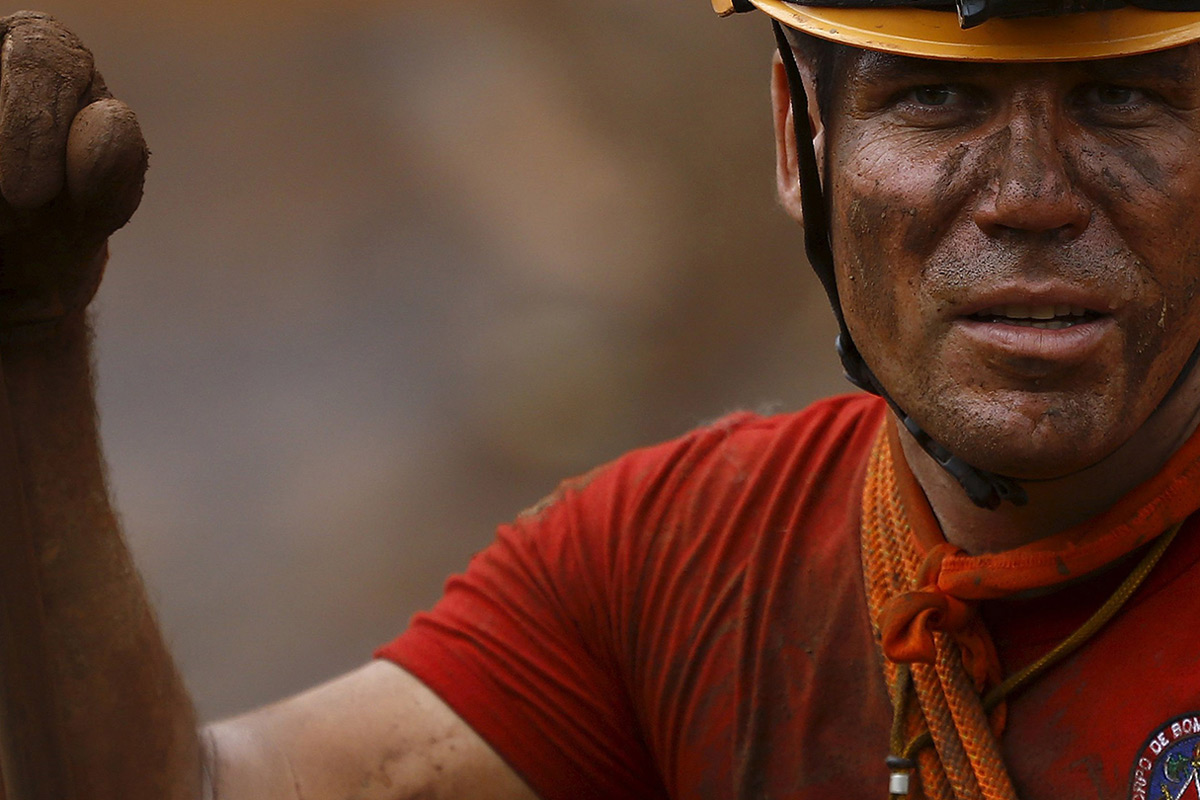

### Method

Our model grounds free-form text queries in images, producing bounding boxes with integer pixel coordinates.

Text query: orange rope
[859,424,1017,800]
[862,425,1182,800]
[862,427,1004,799]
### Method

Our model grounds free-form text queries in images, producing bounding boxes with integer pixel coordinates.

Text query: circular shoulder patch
[1130,713,1200,800]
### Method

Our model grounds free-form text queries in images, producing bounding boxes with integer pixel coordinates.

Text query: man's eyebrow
[848,47,1199,86]
[1083,49,1195,84]
[848,51,988,84]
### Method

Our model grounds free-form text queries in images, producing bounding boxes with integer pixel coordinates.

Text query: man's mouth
[969,304,1101,330]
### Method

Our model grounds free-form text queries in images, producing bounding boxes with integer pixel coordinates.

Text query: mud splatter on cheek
[840,195,901,335]
[1114,142,1165,192]
[903,137,997,257]
[901,206,940,257]
[1119,271,1170,404]
[1097,166,1134,205]
[1089,137,1200,403]
[931,141,973,209]
[1074,142,1165,223]
[1141,245,1200,390]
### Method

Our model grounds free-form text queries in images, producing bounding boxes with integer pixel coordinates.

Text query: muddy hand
[0,11,147,337]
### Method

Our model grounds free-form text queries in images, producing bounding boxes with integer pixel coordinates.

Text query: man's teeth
[974,304,1092,329]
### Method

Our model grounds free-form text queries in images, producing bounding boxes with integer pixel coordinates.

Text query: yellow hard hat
[712,1,1200,62]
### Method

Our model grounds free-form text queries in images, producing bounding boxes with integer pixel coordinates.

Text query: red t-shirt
[377,394,1200,800]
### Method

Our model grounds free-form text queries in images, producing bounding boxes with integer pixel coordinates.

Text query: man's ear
[771,51,824,225]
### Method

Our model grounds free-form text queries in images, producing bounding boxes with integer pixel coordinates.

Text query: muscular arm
[206,662,536,800]
[3,313,537,800]
[0,12,539,800]
[0,313,202,798]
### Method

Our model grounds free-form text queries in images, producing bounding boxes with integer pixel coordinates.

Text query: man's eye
[889,84,979,126]
[1072,82,1160,126]
[1091,84,1140,106]
[911,86,958,107]
[1079,83,1157,111]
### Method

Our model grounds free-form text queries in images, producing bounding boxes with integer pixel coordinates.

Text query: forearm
[0,311,202,798]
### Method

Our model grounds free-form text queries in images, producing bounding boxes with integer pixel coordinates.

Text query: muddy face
[823,45,1200,479]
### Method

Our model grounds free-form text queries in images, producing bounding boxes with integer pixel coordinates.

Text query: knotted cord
[861,423,1183,799]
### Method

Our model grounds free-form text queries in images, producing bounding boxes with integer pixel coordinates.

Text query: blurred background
[23,0,845,720]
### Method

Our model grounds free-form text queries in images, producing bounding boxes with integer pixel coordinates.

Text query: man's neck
[899,372,1200,555]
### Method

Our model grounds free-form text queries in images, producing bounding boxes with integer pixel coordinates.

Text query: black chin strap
[771,21,1027,509]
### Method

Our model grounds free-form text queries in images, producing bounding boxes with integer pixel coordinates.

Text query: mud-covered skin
[0,11,147,331]
[824,45,1200,481]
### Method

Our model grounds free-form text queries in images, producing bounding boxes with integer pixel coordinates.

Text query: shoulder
[512,392,886,556]
[378,394,887,800]
[455,391,887,611]
[535,392,885,509]
[676,392,888,470]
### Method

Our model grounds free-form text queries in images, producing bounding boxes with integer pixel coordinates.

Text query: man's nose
[972,116,1091,240]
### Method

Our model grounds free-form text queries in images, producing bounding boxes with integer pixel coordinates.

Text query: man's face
[820,44,1200,480]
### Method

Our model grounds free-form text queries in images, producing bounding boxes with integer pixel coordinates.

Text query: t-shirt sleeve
[373,417,749,800]
[374,398,886,800]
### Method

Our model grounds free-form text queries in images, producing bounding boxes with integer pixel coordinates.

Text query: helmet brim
[751,4,1200,62]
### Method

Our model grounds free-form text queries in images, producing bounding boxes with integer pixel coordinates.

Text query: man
[0,1,1197,798]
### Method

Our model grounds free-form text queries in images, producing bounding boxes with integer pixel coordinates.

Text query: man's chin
[973,446,1118,483]
[915,400,1134,483]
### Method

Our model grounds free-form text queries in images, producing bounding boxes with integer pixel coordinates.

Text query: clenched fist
[0,11,147,339]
